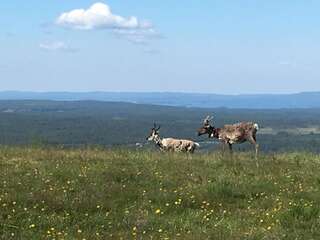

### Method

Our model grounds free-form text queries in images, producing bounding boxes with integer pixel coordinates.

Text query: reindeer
[147,123,200,153]
[197,116,259,158]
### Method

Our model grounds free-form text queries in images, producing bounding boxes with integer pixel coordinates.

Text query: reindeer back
[220,122,256,142]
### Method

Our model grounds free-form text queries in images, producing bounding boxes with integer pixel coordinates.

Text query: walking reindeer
[197,116,259,158]
[147,123,200,153]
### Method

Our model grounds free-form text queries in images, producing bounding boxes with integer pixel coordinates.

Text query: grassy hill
[1,147,320,239]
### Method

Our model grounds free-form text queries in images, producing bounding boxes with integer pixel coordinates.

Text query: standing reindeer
[147,123,200,153]
[197,116,259,158]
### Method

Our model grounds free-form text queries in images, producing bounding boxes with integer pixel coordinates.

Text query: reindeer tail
[254,123,259,131]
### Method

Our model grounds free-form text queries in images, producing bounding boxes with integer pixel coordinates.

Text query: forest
[0,100,319,152]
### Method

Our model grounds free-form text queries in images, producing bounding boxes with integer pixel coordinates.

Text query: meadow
[1,146,320,239]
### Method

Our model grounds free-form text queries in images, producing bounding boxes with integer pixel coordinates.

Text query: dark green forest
[0,100,319,152]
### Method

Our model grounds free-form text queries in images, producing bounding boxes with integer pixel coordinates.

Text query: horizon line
[0,90,319,96]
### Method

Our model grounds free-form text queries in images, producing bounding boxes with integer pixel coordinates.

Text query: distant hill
[0,91,319,109]
[0,100,319,151]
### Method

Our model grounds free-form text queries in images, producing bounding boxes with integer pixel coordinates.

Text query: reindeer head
[197,115,215,137]
[146,123,161,141]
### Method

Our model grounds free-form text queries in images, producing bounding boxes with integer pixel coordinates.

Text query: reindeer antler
[203,115,213,126]
[153,122,161,131]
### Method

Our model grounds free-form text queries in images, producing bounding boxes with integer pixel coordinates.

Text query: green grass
[1,147,320,239]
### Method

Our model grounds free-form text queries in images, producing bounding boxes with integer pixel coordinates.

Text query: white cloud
[113,28,163,45]
[278,61,297,67]
[56,2,151,30]
[39,41,78,53]
[55,2,162,47]
[5,32,15,38]
[143,48,160,55]
[279,61,291,65]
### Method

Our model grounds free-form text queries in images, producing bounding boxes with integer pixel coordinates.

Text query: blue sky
[1,1,320,94]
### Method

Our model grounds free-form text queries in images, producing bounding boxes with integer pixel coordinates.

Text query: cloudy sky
[1,1,320,94]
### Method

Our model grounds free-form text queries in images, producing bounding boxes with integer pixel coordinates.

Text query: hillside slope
[1,91,320,108]
[1,147,320,239]
[0,100,320,152]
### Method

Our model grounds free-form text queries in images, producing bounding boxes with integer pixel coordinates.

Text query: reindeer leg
[228,142,234,164]
[219,142,226,154]
[248,137,259,166]
[190,145,195,154]
[253,135,259,160]
[228,143,233,152]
